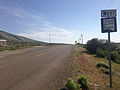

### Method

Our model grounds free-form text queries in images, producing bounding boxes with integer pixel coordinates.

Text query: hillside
[0,30,46,45]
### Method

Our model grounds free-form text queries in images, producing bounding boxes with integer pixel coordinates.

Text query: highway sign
[101,9,117,88]
[101,18,117,33]
[101,9,116,18]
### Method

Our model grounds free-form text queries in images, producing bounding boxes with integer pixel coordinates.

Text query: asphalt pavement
[0,45,73,90]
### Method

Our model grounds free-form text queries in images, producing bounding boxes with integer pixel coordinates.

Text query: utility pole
[79,38,81,44]
[74,33,83,44]
[81,34,83,44]
[49,34,51,46]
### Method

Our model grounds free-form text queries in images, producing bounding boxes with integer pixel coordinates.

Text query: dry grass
[73,45,120,90]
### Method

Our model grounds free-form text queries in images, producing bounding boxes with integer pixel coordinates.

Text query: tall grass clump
[100,68,109,75]
[63,75,89,90]
[77,75,89,89]
[65,78,77,90]
[96,62,109,75]
[96,62,109,69]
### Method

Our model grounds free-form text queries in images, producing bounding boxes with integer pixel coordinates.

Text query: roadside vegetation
[0,42,67,52]
[96,62,109,69]
[61,40,120,89]
[62,74,89,90]
[86,38,120,64]
[0,45,31,51]
[96,62,109,75]
[68,45,120,89]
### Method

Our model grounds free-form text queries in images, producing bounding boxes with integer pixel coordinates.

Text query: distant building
[0,39,7,46]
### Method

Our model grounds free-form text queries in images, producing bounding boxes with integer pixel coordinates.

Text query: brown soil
[72,46,110,90]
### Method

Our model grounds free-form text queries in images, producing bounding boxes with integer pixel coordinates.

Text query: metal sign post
[101,9,117,88]
[108,31,112,88]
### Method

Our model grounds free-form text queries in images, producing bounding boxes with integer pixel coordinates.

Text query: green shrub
[117,47,120,54]
[65,78,77,90]
[77,75,89,89]
[96,62,109,69]
[76,84,81,89]
[100,68,109,75]
[86,38,99,54]
[114,60,120,64]
[86,38,118,54]
[104,50,109,57]
[111,51,120,63]
[96,48,106,58]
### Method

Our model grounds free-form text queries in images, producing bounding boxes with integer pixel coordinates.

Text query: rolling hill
[0,30,46,45]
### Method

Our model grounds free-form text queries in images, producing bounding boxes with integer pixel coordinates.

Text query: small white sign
[101,9,116,18]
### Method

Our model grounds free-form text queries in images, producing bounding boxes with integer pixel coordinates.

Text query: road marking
[36,53,43,56]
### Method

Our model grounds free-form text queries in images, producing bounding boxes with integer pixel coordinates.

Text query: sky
[0,0,120,44]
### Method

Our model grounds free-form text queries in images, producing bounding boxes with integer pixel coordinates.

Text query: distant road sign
[101,9,116,18]
[101,18,117,33]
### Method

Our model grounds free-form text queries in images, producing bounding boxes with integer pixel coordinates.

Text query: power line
[105,0,115,8]
[89,0,115,29]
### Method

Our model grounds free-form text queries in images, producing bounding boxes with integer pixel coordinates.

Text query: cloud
[18,27,74,44]
[17,17,74,43]
[0,3,75,43]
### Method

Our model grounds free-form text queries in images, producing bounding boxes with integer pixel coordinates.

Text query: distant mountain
[0,30,46,45]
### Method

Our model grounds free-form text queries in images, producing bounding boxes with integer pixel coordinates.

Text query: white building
[0,39,7,46]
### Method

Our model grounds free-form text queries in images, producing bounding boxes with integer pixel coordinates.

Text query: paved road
[0,45,73,90]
